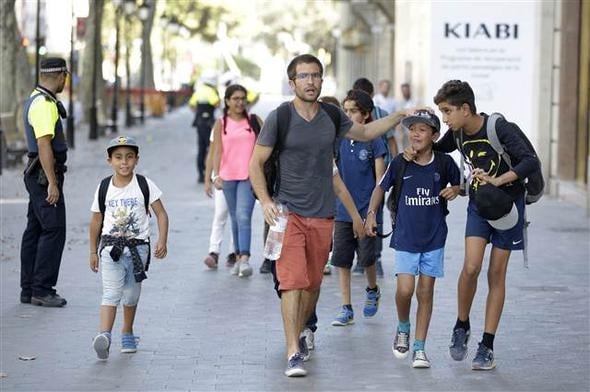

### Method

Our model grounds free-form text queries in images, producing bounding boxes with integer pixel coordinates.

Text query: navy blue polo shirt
[336,137,387,223]
[380,154,460,252]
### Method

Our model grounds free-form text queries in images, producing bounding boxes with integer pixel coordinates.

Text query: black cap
[40,57,68,73]
[345,89,374,113]
[402,110,441,133]
[475,184,519,230]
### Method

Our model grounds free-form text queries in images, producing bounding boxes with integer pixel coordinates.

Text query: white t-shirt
[91,175,162,240]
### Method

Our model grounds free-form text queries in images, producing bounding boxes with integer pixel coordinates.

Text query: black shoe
[259,258,272,274]
[226,252,237,267]
[20,293,32,304]
[31,294,66,307]
[198,176,205,183]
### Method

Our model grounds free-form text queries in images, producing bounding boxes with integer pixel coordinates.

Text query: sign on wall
[428,1,537,147]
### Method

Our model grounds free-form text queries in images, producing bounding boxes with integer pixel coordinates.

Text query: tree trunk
[80,0,105,123]
[0,0,33,119]
[142,0,156,90]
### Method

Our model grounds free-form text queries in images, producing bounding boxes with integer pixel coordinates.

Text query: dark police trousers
[20,170,66,297]
[195,118,214,181]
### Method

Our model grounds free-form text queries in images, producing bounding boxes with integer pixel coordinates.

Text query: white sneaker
[238,261,253,277]
[92,333,111,360]
[230,261,240,276]
[412,350,431,368]
[301,327,315,351]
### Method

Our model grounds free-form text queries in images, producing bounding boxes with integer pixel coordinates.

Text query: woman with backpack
[207,84,263,278]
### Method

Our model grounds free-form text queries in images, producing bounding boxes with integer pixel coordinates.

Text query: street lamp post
[67,1,75,147]
[110,0,123,134]
[89,0,100,140]
[35,0,41,85]
[138,2,150,125]
[123,0,136,128]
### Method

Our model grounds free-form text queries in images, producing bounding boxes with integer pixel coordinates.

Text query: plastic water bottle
[263,203,289,260]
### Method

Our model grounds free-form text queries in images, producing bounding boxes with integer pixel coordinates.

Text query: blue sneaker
[121,334,138,353]
[449,328,470,361]
[472,342,496,370]
[363,287,380,318]
[92,332,111,360]
[284,353,307,377]
[331,306,354,326]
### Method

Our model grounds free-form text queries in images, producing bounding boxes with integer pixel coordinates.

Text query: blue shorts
[465,195,525,250]
[394,247,444,278]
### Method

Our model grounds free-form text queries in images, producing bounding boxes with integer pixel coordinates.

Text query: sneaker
[284,352,307,377]
[93,333,111,360]
[230,261,241,276]
[299,336,311,361]
[121,334,138,353]
[301,327,314,351]
[238,261,253,277]
[392,329,410,359]
[31,293,66,307]
[331,306,354,326]
[375,259,384,277]
[412,350,431,368]
[323,262,332,275]
[472,342,496,370]
[259,258,272,274]
[226,252,237,267]
[203,252,219,269]
[363,287,380,318]
[352,263,364,275]
[20,292,32,304]
[449,328,470,361]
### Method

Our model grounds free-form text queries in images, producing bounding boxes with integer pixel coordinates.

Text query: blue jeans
[222,180,256,256]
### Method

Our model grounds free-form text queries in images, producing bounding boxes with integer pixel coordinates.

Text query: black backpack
[455,113,544,204]
[261,101,341,198]
[98,174,150,224]
[385,152,450,235]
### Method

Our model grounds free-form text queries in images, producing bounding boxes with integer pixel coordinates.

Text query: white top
[91,175,162,240]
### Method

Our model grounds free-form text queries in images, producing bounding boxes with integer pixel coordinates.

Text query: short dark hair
[342,89,374,122]
[319,96,340,108]
[433,80,477,114]
[352,77,374,96]
[287,54,323,81]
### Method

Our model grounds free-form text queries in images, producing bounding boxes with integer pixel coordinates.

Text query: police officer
[189,71,220,183]
[20,57,69,307]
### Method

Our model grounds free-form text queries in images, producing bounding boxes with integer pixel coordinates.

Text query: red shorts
[276,212,334,291]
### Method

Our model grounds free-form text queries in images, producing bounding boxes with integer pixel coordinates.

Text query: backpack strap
[98,176,112,218]
[249,113,261,136]
[136,174,151,216]
[385,157,409,235]
[454,130,467,195]
[486,112,513,169]
[433,151,449,216]
[273,102,292,196]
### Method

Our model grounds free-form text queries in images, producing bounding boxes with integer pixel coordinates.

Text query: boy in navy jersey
[365,110,460,368]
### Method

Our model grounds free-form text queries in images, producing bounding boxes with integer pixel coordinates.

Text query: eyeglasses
[294,72,322,81]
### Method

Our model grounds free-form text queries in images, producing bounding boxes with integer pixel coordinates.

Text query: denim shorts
[100,244,149,307]
[395,247,444,278]
[465,195,525,250]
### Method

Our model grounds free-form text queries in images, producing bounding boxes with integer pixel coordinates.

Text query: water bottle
[263,203,289,260]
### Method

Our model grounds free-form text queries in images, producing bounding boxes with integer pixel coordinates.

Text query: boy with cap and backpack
[366,110,461,368]
[88,136,169,360]
[405,80,542,370]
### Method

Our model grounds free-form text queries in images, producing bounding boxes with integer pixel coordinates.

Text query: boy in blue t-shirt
[365,110,461,368]
[331,89,388,326]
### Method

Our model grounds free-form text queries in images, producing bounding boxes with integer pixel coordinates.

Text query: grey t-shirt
[257,102,353,218]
